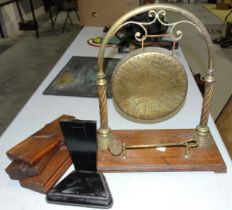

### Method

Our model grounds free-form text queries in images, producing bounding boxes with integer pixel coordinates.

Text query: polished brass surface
[98,132,113,150]
[97,84,112,149]
[98,125,113,150]
[112,48,188,120]
[97,4,214,76]
[108,139,198,158]
[195,126,213,147]
[96,3,216,147]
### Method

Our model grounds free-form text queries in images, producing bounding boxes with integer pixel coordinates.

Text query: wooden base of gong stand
[97,129,226,173]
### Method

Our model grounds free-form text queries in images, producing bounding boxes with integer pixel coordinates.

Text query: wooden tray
[97,129,226,173]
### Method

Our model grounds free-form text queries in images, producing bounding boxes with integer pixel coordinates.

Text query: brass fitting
[98,127,113,150]
[195,125,213,147]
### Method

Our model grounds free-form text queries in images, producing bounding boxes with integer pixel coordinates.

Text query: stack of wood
[5,115,75,193]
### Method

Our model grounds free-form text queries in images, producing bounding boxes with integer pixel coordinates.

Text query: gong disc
[112,48,188,121]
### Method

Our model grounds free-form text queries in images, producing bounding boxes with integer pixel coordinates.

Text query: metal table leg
[29,0,39,38]
[0,22,4,38]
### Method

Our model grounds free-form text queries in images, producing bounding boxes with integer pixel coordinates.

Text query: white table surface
[0,27,232,210]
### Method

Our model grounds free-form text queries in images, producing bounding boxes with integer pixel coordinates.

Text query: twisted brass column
[97,3,215,149]
[97,73,113,149]
[196,70,215,146]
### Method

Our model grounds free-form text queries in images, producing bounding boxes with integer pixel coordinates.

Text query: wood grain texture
[97,129,226,173]
[216,95,232,159]
[5,149,57,180]
[6,115,75,165]
[20,146,72,194]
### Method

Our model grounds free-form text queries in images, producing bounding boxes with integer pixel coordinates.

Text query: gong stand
[96,4,226,173]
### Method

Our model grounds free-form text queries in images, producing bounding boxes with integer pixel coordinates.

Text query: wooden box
[78,0,139,27]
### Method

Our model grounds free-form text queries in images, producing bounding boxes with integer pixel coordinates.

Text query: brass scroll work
[97,4,215,148]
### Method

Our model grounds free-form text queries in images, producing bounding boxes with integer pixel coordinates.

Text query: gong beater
[108,139,198,158]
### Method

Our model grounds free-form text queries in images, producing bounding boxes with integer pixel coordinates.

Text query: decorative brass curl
[97,4,214,74]
[96,4,215,149]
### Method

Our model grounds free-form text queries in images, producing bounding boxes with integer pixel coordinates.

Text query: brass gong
[112,47,188,121]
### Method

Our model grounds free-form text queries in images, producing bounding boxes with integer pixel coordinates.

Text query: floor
[0,2,231,136]
[0,11,81,135]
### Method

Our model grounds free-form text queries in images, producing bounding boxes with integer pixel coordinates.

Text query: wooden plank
[97,129,226,173]
[6,115,75,165]
[20,146,72,194]
[5,149,57,180]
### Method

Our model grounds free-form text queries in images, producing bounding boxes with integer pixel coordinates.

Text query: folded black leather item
[46,120,113,208]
